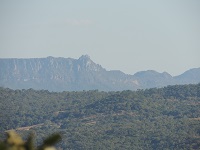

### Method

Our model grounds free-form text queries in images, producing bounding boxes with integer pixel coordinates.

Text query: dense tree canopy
[0,84,200,149]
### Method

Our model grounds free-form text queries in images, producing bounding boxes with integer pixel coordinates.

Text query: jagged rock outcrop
[0,55,199,91]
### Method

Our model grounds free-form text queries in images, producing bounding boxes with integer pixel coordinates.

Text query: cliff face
[0,55,108,91]
[0,55,130,91]
[0,55,199,91]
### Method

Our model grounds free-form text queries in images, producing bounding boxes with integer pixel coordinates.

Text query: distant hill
[0,55,199,91]
[174,68,200,84]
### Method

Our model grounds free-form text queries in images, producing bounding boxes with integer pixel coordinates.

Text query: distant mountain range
[0,55,199,91]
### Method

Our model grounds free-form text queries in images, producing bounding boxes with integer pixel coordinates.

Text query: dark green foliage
[0,84,200,149]
[38,133,61,150]
[25,133,35,150]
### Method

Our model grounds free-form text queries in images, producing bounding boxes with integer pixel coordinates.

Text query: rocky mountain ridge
[0,55,199,91]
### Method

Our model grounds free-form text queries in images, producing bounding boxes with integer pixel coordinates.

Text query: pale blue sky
[0,0,200,76]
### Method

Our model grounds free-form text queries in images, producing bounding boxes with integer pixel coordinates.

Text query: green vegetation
[0,84,200,149]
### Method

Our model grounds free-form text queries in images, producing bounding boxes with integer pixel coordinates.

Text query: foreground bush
[0,131,61,150]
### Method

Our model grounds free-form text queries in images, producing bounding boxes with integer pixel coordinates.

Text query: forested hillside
[0,84,200,149]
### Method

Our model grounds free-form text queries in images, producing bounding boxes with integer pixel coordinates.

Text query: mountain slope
[133,70,174,88]
[0,55,199,91]
[0,55,138,91]
[174,67,200,84]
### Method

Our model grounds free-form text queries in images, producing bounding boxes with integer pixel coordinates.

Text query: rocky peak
[78,55,91,62]
[0,56,199,91]
[77,55,103,72]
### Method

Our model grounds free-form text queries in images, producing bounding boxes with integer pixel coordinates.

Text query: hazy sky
[0,0,200,76]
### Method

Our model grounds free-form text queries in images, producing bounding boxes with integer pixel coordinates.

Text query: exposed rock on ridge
[0,55,199,91]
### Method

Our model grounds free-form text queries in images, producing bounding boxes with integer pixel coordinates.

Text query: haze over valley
[0,1,200,150]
